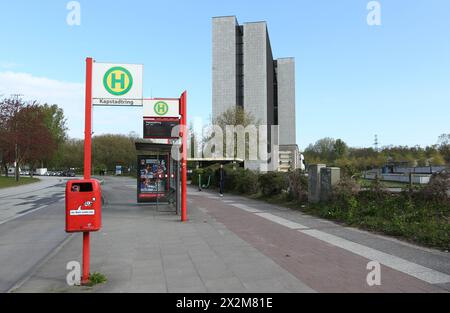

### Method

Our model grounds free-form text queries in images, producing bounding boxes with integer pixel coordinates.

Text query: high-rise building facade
[212,16,298,171]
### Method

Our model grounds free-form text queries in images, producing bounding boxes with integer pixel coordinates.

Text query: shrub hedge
[192,164,292,196]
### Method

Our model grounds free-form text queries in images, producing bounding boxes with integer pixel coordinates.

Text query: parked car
[58,169,76,177]
[67,170,76,177]
[62,169,76,177]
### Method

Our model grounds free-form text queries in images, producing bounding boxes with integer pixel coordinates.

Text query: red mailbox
[65,179,102,233]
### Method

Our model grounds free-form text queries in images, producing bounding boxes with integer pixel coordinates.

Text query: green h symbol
[111,73,125,89]
[157,103,165,113]
[155,102,168,115]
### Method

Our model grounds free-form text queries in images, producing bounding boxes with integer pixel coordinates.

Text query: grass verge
[357,178,415,188]
[0,176,40,189]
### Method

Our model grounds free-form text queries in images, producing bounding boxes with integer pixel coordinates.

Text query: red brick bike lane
[190,195,446,293]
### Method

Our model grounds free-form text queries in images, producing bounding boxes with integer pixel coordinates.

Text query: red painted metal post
[180,91,187,222]
[82,57,93,284]
[84,57,93,180]
[81,232,90,284]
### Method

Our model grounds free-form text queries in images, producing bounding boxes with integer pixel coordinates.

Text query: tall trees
[41,104,68,168]
[333,139,349,159]
[207,106,257,159]
[303,136,447,173]
[92,134,136,173]
[0,98,21,176]
[0,98,67,180]
[0,98,56,180]
[37,134,139,174]
[54,138,84,170]
[15,104,56,178]
[213,106,256,129]
[438,134,450,163]
[304,137,337,163]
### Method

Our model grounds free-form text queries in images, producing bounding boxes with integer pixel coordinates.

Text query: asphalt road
[0,177,71,292]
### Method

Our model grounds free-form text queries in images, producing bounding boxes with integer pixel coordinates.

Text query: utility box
[308,164,326,203]
[65,179,102,233]
[320,167,341,202]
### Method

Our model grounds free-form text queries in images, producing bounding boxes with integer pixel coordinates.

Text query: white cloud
[0,71,142,139]
[0,71,85,138]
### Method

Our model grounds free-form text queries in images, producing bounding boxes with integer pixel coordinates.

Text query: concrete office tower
[276,57,300,172]
[276,58,296,145]
[212,16,240,118]
[212,16,298,171]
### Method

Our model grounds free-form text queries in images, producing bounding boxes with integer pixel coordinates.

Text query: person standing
[218,164,226,197]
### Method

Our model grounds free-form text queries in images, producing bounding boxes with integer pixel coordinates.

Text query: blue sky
[0,0,449,150]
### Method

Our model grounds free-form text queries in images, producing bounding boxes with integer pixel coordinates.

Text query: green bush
[234,169,259,194]
[192,165,220,188]
[191,168,203,187]
[223,165,239,192]
[258,172,288,197]
[193,164,283,196]
[332,177,360,204]
[307,188,450,250]
[192,164,245,192]
[286,169,308,202]
[419,171,450,204]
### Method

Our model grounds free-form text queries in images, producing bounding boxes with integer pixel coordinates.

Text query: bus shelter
[135,139,181,214]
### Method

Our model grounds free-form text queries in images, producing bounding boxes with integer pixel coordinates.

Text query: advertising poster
[139,157,167,194]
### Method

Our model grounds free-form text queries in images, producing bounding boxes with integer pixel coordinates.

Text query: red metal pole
[82,57,93,284]
[84,57,93,180]
[82,232,90,284]
[180,91,187,222]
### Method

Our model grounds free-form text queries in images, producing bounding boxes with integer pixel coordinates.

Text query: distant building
[212,16,299,171]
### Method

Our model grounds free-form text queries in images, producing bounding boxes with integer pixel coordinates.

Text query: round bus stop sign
[103,66,133,96]
[154,101,169,116]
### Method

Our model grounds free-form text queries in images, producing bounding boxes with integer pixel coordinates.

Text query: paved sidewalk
[13,177,313,293]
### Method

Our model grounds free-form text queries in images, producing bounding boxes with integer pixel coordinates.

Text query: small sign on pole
[92,62,143,106]
[143,99,180,118]
[143,99,181,139]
